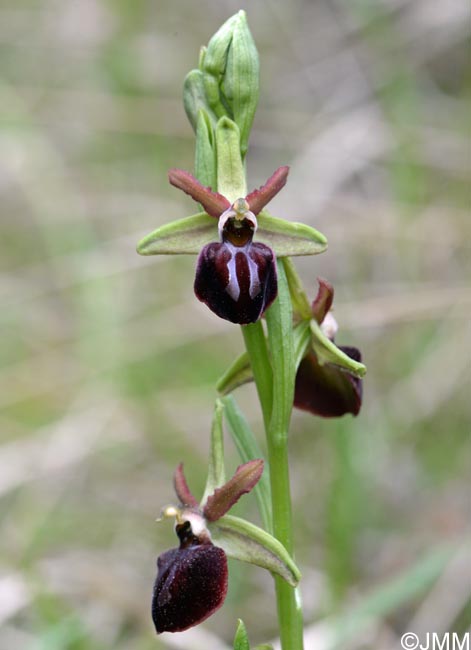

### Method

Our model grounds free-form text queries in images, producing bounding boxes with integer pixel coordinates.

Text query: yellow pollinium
[232,198,250,220]
[157,504,182,523]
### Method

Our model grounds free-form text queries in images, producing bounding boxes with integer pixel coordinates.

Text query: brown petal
[311,277,334,325]
[245,166,289,215]
[203,459,264,522]
[173,463,198,507]
[168,168,230,218]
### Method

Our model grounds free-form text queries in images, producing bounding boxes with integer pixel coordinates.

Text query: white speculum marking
[247,253,261,299]
[224,243,261,302]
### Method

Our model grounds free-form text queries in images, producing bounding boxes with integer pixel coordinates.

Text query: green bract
[233,620,273,650]
[233,620,250,650]
[201,399,226,505]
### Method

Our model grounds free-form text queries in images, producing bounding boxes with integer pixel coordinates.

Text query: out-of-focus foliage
[1,1,469,648]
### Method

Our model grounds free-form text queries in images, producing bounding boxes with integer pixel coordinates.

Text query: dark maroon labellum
[152,533,228,634]
[294,346,363,418]
[194,217,277,324]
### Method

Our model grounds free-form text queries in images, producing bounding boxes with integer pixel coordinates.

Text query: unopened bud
[202,11,259,158]
[221,11,259,158]
[202,13,239,119]
[195,109,216,189]
[183,69,217,134]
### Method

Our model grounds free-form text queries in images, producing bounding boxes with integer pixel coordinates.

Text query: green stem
[267,443,304,649]
[241,321,272,432]
[242,262,304,650]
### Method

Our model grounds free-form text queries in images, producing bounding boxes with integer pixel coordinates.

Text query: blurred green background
[1,1,470,649]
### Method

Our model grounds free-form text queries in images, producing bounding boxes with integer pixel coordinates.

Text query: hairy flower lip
[294,347,363,418]
[152,543,228,634]
[194,239,277,324]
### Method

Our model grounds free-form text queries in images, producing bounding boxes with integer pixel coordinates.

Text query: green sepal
[195,109,216,190]
[183,69,218,134]
[254,646,274,650]
[211,514,301,586]
[221,395,272,532]
[257,212,327,257]
[222,11,259,157]
[233,619,250,650]
[310,319,367,377]
[215,117,247,201]
[137,211,327,257]
[136,212,215,256]
[201,399,226,505]
[202,13,239,119]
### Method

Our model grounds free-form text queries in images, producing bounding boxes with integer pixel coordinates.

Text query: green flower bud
[198,45,207,70]
[195,109,216,190]
[202,13,239,119]
[203,11,259,158]
[183,68,217,134]
[221,11,259,158]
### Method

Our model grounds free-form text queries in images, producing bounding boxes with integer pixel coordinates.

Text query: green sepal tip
[310,319,367,377]
[211,514,301,587]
